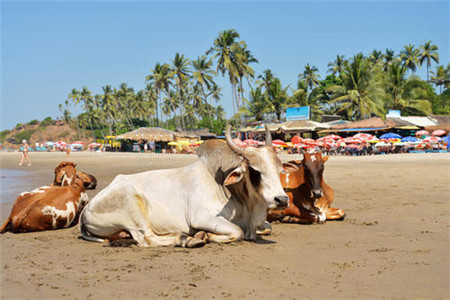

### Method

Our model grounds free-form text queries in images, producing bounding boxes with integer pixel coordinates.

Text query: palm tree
[267,78,289,120]
[430,65,447,93]
[79,86,94,139]
[234,42,258,106]
[67,88,79,127]
[383,49,397,72]
[300,64,321,91]
[192,55,216,128]
[418,41,439,81]
[146,63,172,127]
[101,85,117,135]
[386,63,432,115]
[330,53,386,120]
[327,55,345,77]
[369,50,383,68]
[207,29,241,113]
[400,44,419,73]
[239,87,268,121]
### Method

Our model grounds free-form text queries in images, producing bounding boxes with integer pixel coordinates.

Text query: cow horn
[225,125,245,156]
[265,125,272,148]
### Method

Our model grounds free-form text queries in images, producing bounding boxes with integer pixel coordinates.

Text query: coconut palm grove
[57,29,447,137]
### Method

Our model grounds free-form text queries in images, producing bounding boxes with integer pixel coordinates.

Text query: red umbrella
[243,139,262,146]
[347,144,360,149]
[291,136,303,144]
[302,138,316,145]
[431,130,446,136]
[73,141,85,145]
[324,134,341,140]
[423,136,441,143]
[415,130,429,136]
[353,133,374,141]
[272,139,288,147]
[233,138,247,147]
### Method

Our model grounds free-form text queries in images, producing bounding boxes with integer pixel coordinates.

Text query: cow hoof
[107,239,138,247]
[194,231,208,242]
[186,237,206,248]
[256,221,272,235]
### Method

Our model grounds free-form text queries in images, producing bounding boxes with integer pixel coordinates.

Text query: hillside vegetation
[0,117,91,150]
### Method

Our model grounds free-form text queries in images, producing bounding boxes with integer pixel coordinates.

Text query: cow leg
[326,207,346,221]
[193,217,244,244]
[256,221,272,235]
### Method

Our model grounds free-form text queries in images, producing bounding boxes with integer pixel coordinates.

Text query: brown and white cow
[267,151,346,224]
[0,178,89,233]
[53,161,97,190]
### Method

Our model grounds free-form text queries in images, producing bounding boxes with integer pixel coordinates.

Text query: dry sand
[0,151,449,299]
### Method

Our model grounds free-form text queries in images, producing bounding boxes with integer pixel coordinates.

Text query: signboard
[286,106,310,121]
[386,109,401,118]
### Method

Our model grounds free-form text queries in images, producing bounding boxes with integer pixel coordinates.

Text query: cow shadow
[253,236,276,245]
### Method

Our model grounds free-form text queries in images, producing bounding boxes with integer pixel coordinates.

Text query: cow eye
[248,166,261,188]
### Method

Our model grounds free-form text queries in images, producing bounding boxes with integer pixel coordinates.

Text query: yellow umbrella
[177,140,190,145]
[168,142,180,146]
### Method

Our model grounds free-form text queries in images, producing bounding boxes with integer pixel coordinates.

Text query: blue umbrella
[441,136,450,143]
[379,133,402,139]
[401,136,419,142]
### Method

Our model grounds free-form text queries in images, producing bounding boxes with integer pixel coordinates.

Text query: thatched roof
[431,115,450,124]
[425,123,450,133]
[331,117,394,130]
[250,121,327,133]
[280,120,329,132]
[117,127,177,142]
[175,128,216,138]
[387,118,418,128]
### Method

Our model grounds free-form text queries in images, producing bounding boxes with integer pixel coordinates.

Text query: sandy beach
[0,151,449,299]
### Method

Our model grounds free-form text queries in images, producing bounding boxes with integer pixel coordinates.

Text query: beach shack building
[116,127,177,152]
[320,117,394,137]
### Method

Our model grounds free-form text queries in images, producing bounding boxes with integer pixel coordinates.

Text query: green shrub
[15,123,24,129]
[14,129,37,144]
[0,130,11,142]
[28,119,39,125]
[40,117,53,127]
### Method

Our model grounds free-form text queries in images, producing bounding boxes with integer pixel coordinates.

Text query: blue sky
[1,1,449,130]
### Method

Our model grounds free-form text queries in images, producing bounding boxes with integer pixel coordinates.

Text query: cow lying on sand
[0,178,89,233]
[79,125,289,248]
[267,151,346,224]
[53,161,97,190]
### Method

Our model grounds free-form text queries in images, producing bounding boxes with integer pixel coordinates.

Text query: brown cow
[0,178,89,233]
[53,161,97,190]
[268,151,345,224]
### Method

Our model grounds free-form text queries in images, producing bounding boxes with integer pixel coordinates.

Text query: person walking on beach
[18,139,32,167]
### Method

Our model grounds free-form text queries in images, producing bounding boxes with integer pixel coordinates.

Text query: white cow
[79,125,289,247]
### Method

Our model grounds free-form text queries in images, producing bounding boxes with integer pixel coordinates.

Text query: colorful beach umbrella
[233,138,247,147]
[401,136,419,142]
[379,133,402,139]
[423,136,441,143]
[272,139,288,147]
[323,134,341,140]
[290,135,303,144]
[431,130,446,136]
[415,130,429,136]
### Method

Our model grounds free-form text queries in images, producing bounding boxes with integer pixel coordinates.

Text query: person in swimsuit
[18,139,32,167]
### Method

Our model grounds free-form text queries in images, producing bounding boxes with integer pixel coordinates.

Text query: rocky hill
[0,118,93,150]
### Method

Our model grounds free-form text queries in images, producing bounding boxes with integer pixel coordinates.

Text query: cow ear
[282,162,299,174]
[224,168,244,186]
[322,156,329,163]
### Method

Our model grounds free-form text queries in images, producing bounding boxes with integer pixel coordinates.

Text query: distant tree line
[59,29,449,138]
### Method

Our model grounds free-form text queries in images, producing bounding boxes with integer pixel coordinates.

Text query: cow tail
[0,217,12,234]
[79,211,105,243]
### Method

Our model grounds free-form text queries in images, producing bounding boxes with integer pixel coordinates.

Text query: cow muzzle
[274,195,289,208]
[311,189,323,199]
